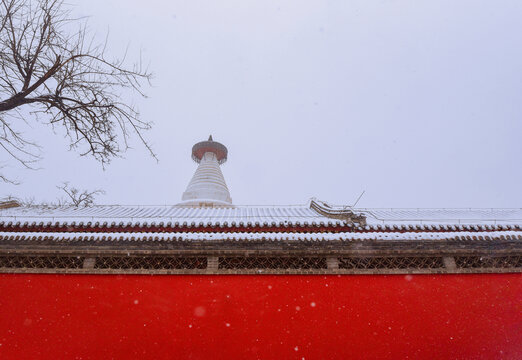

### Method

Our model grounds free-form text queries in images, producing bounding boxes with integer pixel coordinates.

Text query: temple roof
[0,201,520,230]
[1,230,520,243]
[1,200,520,275]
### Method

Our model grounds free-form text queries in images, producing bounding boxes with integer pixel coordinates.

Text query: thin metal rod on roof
[352,190,365,208]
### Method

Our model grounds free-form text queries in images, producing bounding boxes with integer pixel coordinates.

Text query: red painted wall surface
[0,274,520,360]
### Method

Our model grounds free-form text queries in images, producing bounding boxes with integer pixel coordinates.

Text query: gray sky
[2,0,522,207]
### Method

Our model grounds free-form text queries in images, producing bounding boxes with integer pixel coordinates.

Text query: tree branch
[0,0,155,183]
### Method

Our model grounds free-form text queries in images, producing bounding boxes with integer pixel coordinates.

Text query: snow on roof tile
[0,205,521,227]
[1,231,520,242]
[0,205,346,227]
[360,208,522,224]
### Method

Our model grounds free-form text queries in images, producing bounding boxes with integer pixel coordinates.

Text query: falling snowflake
[194,306,206,317]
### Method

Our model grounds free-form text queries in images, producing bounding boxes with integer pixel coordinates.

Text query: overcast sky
[2,0,522,207]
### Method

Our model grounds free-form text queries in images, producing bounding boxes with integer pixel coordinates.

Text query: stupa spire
[179,136,232,206]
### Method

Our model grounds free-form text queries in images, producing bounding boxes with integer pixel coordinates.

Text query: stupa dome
[179,136,232,206]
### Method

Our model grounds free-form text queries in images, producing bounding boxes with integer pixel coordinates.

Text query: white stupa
[179,136,233,206]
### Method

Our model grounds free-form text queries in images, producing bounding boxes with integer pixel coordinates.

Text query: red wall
[0,273,521,360]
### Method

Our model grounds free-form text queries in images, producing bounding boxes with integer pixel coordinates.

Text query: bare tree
[0,0,155,182]
[56,182,104,207]
[2,182,104,207]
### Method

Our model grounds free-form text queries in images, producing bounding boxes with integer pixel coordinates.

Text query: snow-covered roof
[361,208,522,224]
[0,204,521,227]
[1,231,520,243]
[1,203,520,275]
[0,205,347,227]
